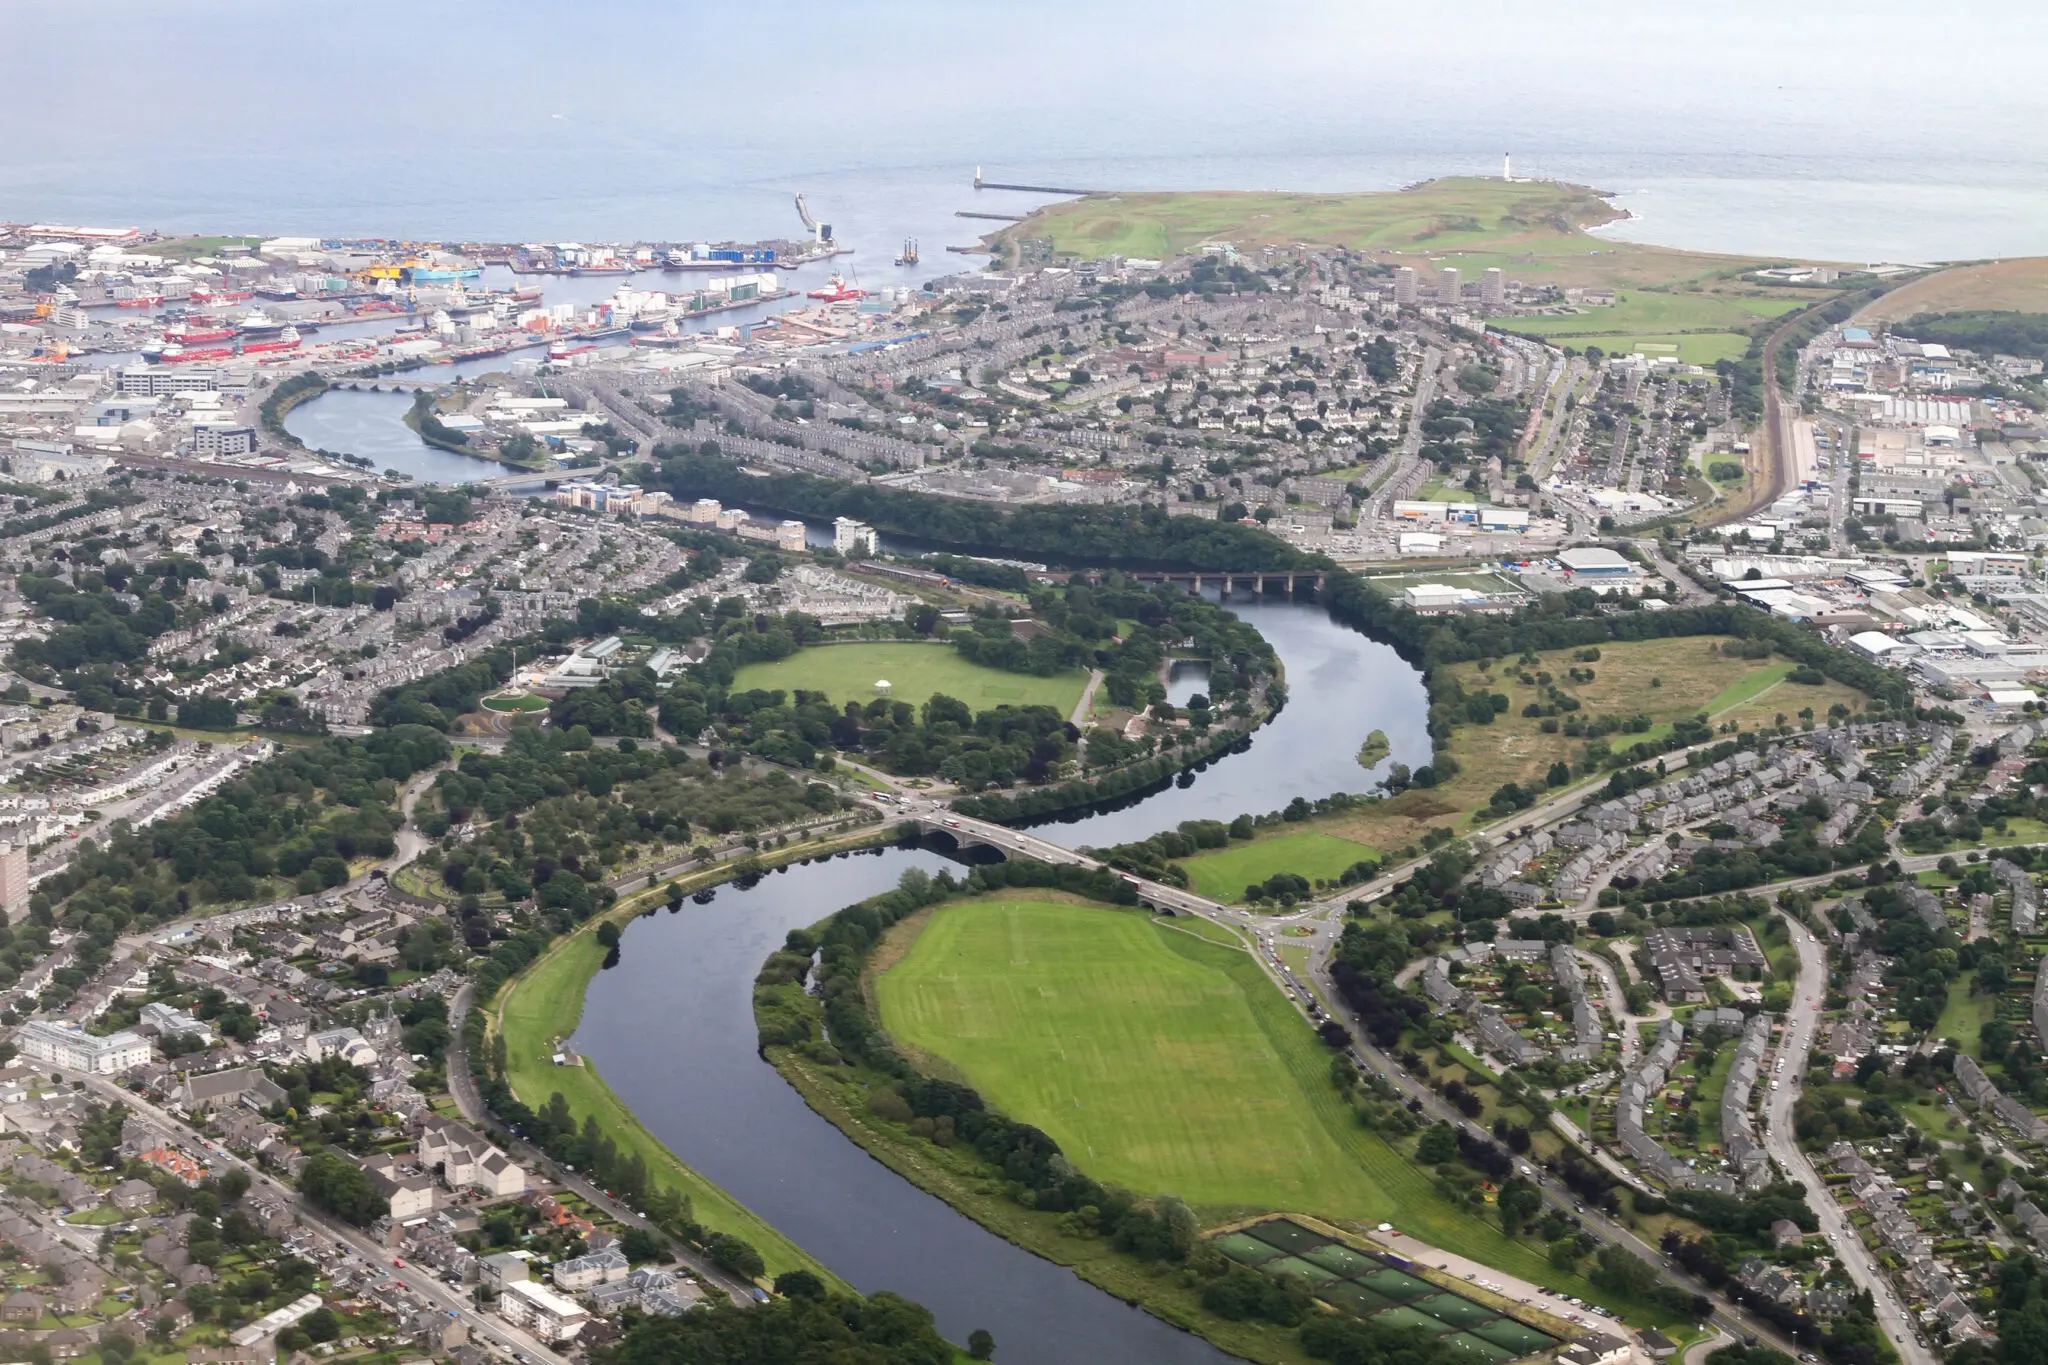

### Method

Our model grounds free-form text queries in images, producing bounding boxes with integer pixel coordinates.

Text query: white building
[15,1020,152,1074]
[498,1279,590,1343]
[833,516,875,556]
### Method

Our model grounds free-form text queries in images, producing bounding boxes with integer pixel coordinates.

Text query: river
[571,596,1425,1362]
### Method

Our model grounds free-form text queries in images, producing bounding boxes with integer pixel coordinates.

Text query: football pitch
[873,897,1600,1296]
[729,642,1087,716]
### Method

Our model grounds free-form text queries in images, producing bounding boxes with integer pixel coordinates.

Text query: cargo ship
[115,295,163,309]
[190,287,253,303]
[570,263,634,277]
[547,340,598,361]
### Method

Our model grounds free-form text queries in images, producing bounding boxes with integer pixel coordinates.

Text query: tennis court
[1319,1282,1397,1316]
[1443,1333,1520,1364]
[1265,1254,1343,1286]
[1212,1219,1562,1359]
[1377,1304,1457,1335]
[1417,1291,1500,1328]
[1473,1318,1559,1354]
[1358,1267,1439,1302]
[1302,1241,1381,1277]
[1245,1218,1332,1255]
[1216,1232,1284,1265]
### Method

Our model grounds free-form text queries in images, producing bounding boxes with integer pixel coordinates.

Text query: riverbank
[485,823,904,1287]
[402,389,482,456]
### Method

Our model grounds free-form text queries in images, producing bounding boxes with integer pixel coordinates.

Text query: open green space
[1934,986,2000,1060]
[999,178,1817,298]
[874,898,1612,1301]
[1553,334,1751,366]
[1310,636,1870,852]
[1177,830,1382,902]
[1488,291,1803,341]
[730,642,1087,716]
[496,889,842,1283]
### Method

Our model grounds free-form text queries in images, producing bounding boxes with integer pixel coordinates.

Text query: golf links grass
[730,642,1087,716]
[873,897,1606,1300]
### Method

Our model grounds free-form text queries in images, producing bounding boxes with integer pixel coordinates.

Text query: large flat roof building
[1556,546,1634,575]
[15,1020,152,1074]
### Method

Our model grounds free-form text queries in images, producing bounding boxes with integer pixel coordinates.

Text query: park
[873,895,1603,1299]
[730,642,1089,717]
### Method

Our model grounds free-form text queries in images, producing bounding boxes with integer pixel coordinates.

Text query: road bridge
[900,808,1221,916]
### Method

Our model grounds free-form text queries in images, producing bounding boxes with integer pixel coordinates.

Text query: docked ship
[806,274,866,302]
[570,262,634,277]
[165,319,235,343]
[239,326,301,355]
[237,309,290,337]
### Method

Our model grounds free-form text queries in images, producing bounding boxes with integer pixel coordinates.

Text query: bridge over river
[901,807,1223,916]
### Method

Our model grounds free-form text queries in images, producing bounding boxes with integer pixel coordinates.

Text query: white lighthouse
[1502,153,1514,183]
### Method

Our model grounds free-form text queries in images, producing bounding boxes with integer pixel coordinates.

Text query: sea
[7,0,2048,269]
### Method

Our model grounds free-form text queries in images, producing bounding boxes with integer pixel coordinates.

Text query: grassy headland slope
[1001,177,1807,293]
[1854,257,2048,324]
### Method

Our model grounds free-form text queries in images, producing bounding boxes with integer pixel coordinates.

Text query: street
[78,1075,574,1365]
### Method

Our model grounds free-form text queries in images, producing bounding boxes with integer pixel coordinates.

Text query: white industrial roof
[1557,546,1631,572]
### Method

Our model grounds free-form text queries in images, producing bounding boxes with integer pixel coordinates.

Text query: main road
[1768,913,1936,1365]
[78,1075,575,1365]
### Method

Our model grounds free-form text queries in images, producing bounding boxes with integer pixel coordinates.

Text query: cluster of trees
[298,1149,389,1226]
[612,1285,956,1365]
[34,725,448,928]
[420,728,842,925]
[1666,1230,1890,1365]
[646,448,1325,571]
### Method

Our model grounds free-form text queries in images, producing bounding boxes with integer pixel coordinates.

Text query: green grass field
[481,692,550,714]
[875,897,1614,1305]
[1934,986,1999,1060]
[1178,831,1383,901]
[730,643,1087,717]
[1489,291,1801,339]
[497,908,832,1283]
[1548,333,1752,366]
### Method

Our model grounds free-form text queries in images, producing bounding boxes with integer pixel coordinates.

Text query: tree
[1498,1177,1543,1235]
[774,1270,825,1301]
[1590,1243,1658,1298]
[297,1150,388,1227]
[1417,1122,1457,1164]
[968,1328,996,1360]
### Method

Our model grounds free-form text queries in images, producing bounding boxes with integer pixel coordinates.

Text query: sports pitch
[1177,830,1383,901]
[1218,1219,1562,1354]
[874,898,1603,1296]
[728,642,1087,716]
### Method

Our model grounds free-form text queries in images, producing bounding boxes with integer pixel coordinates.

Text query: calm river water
[573,596,1426,1363]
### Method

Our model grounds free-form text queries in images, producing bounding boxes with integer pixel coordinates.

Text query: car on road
[393,1257,406,1267]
